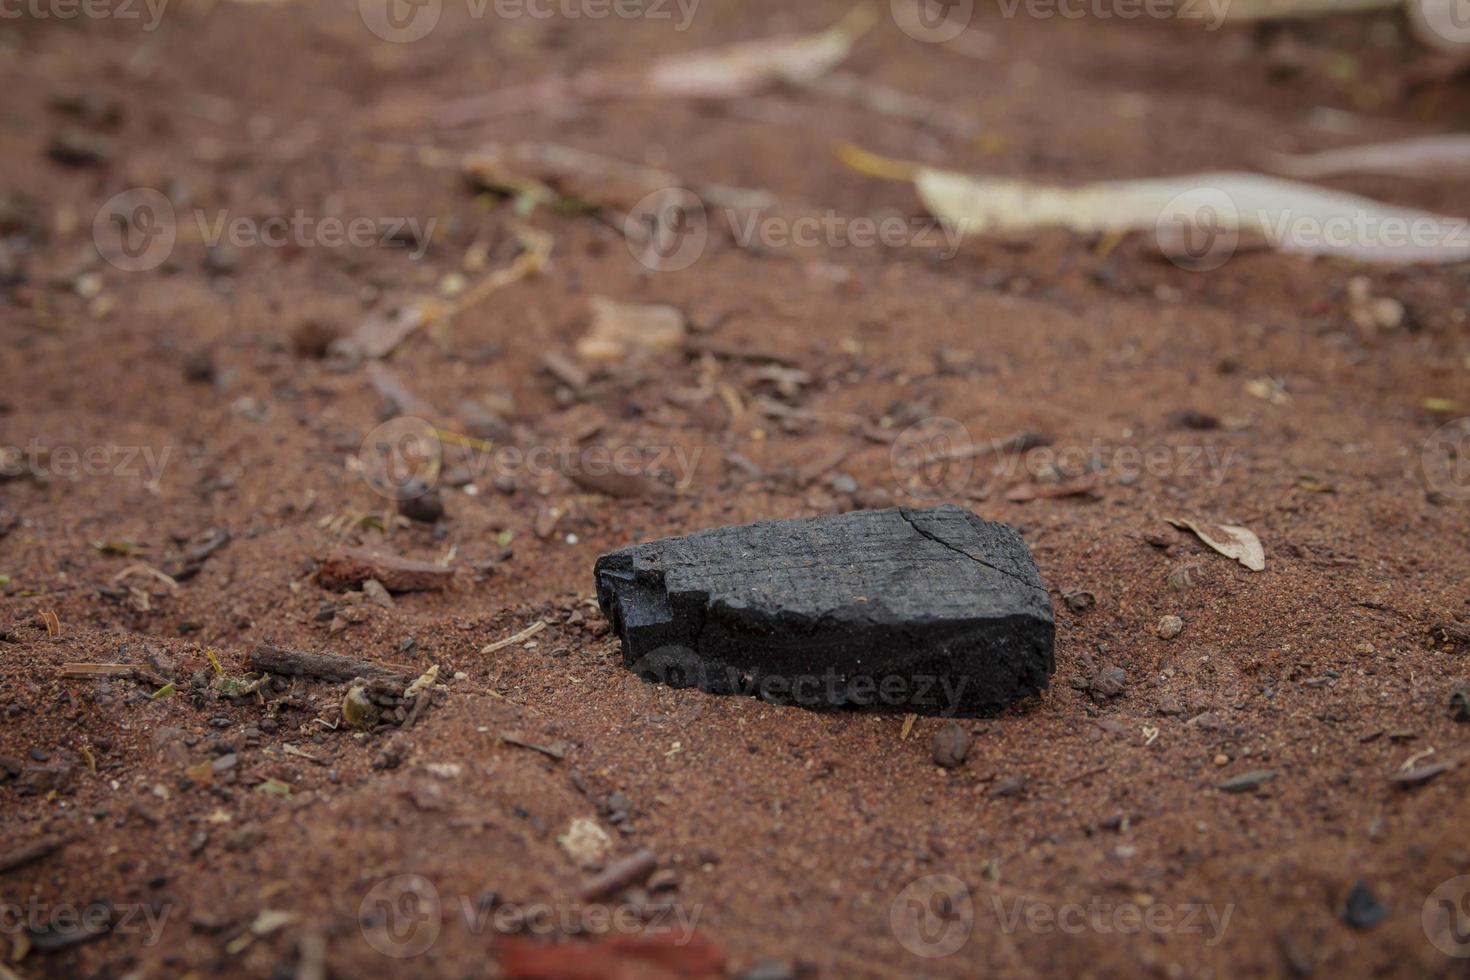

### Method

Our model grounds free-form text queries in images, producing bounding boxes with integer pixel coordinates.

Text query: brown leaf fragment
[1005,477,1099,503]
[557,454,672,500]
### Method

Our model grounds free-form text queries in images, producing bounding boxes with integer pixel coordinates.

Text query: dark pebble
[1341,880,1386,930]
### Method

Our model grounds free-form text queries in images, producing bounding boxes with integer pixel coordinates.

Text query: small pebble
[931,722,971,769]
[1157,615,1184,640]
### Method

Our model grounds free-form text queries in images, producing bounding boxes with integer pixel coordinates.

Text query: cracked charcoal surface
[594,506,1055,716]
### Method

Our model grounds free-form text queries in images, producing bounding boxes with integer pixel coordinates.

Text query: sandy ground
[2,1,1470,977]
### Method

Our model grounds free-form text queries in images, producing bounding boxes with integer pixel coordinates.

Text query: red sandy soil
[2,2,1470,978]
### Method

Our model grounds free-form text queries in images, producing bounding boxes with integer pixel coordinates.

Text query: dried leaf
[1168,518,1266,572]
[436,5,874,127]
[914,167,1470,264]
[645,4,877,99]
[1264,135,1470,180]
[404,664,439,700]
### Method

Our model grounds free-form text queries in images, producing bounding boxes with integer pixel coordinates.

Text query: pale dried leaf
[645,4,876,99]
[1168,518,1266,572]
[576,297,687,362]
[916,168,1470,264]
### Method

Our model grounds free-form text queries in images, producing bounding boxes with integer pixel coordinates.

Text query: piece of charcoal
[594,506,1054,716]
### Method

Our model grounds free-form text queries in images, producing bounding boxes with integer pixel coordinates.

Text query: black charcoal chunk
[594,506,1054,716]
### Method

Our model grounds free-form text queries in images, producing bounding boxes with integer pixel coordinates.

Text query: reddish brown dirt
[3,2,1470,978]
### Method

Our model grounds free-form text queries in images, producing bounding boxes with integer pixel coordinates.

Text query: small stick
[60,663,138,677]
[248,645,414,684]
[481,620,546,655]
[0,836,66,875]
[579,849,657,901]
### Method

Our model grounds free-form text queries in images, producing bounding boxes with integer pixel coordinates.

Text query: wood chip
[0,835,66,875]
[1218,770,1277,793]
[500,731,572,760]
[317,548,456,593]
[247,644,414,684]
[579,848,657,900]
[1005,477,1099,503]
[1391,761,1453,788]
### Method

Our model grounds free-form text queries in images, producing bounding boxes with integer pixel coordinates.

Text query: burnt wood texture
[595,506,1054,716]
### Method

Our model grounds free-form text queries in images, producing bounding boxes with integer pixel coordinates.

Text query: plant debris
[1167,518,1266,572]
